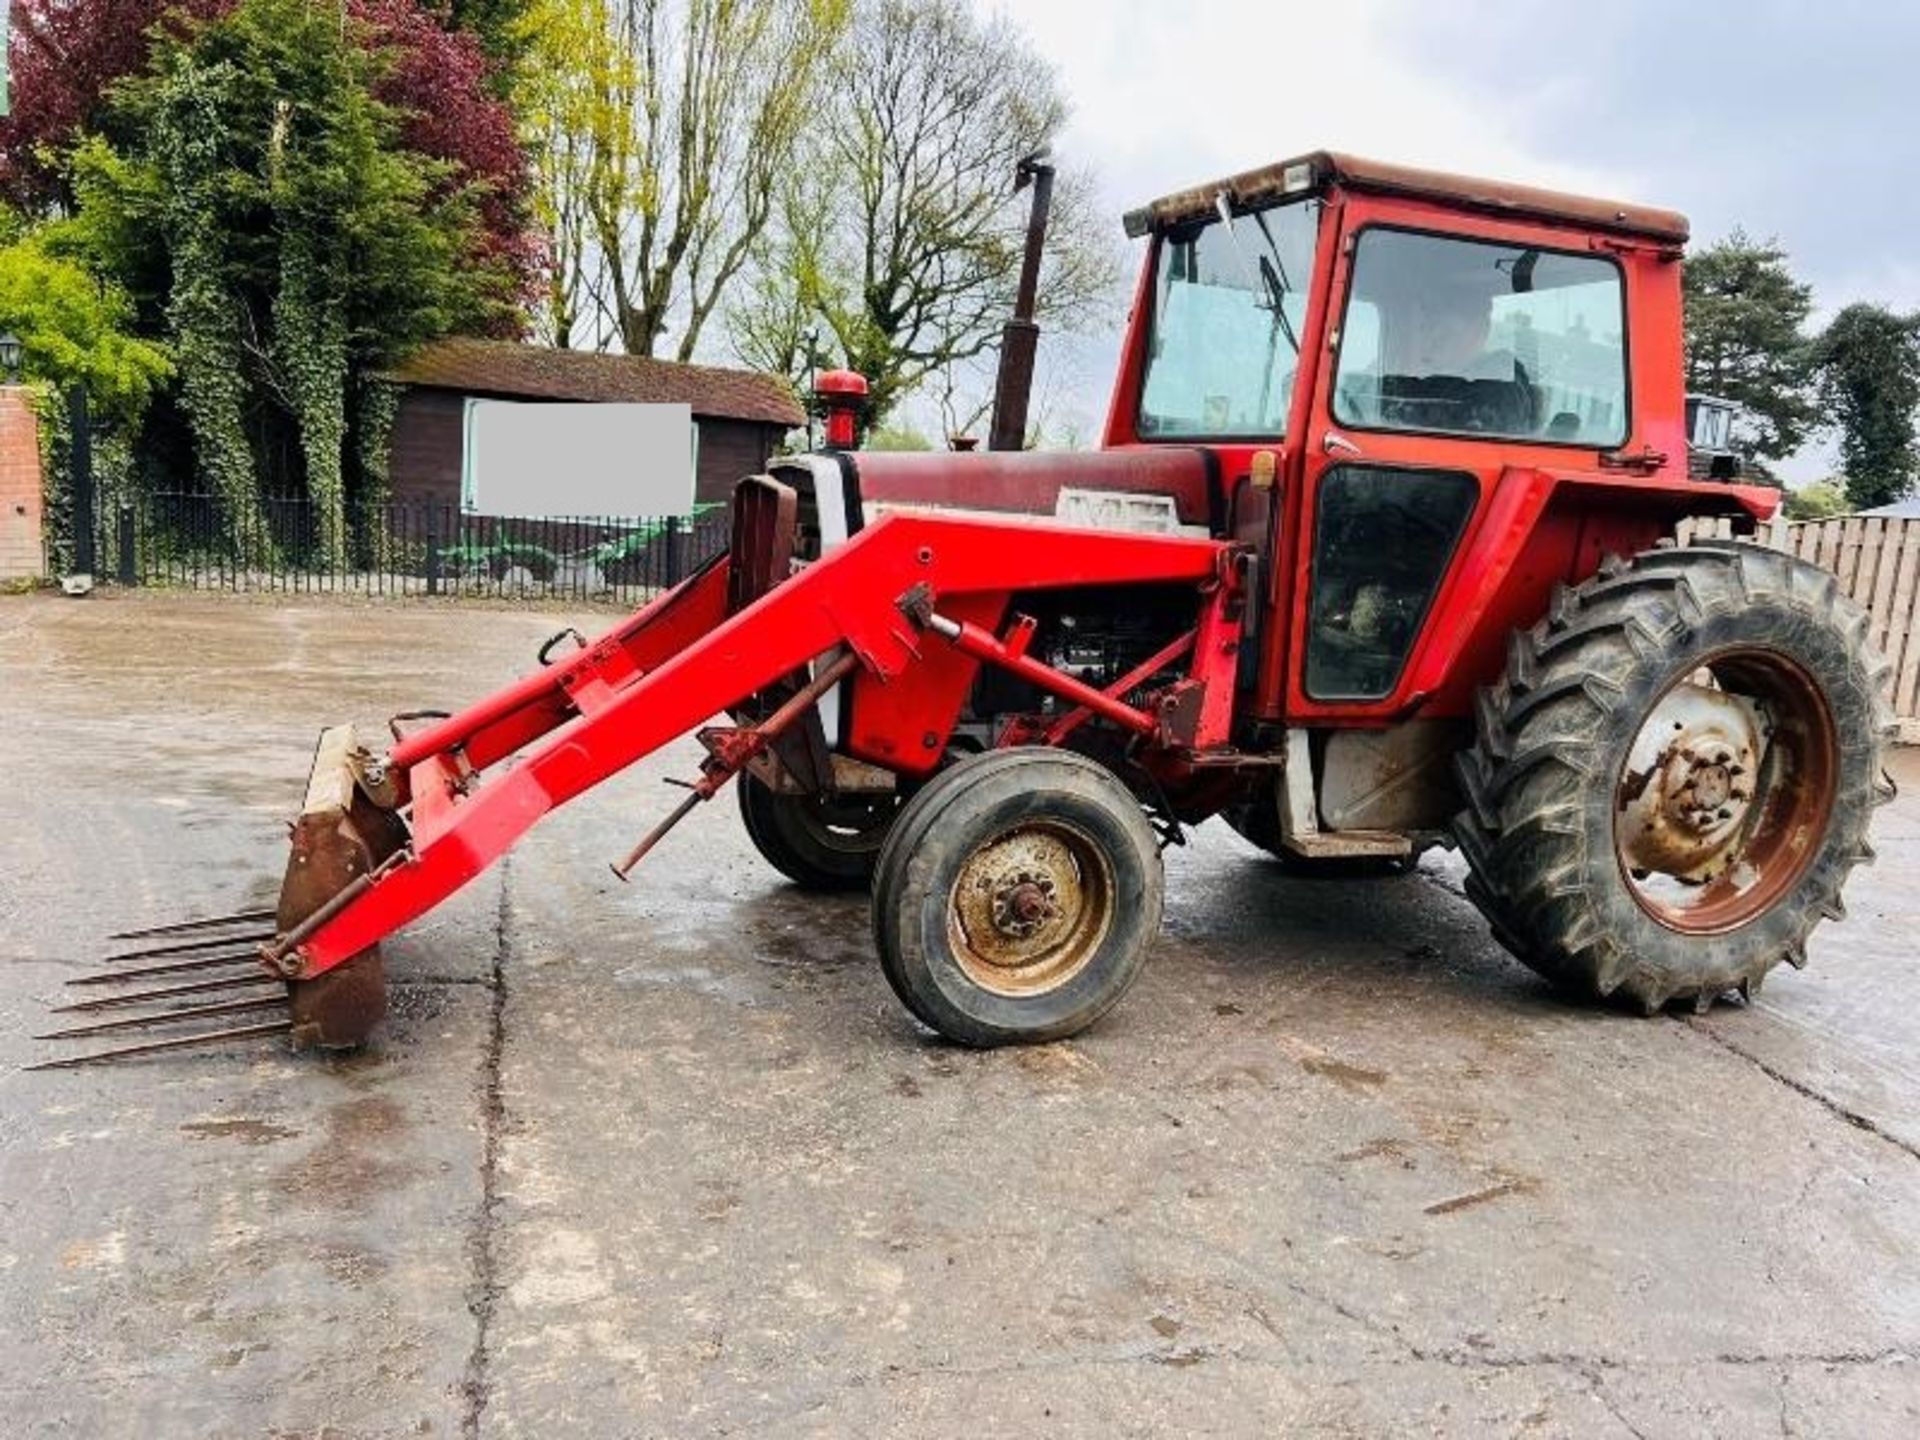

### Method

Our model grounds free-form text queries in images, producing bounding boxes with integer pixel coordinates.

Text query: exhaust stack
[988,153,1056,452]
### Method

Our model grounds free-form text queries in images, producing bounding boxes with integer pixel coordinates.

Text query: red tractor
[44,151,1892,1065]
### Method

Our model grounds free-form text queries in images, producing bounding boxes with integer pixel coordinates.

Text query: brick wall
[0,388,44,584]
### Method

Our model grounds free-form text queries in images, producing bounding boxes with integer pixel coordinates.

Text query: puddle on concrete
[1300,1054,1389,1090]
[180,1118,301,1146]
[273,1096,419,1208]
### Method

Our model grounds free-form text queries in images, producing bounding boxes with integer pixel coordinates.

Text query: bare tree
[730,0,1122,425]
[524,0,846,357]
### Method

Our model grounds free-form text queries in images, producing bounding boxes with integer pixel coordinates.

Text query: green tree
[730,0,1121,427]
[1683,232,1818,462]
[450,0,536,88]
[0,229,171,423]
[74,0,511,563]
[865,424,933,451]
[1813,302,1920,511]
[1782,479,1851,521]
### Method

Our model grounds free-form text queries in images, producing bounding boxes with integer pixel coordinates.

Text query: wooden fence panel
[1884,526,1920,733]
[1870,518,1904,655]
[1675,512,1920,741]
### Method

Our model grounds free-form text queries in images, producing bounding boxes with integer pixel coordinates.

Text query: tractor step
[1281,829,1413,860]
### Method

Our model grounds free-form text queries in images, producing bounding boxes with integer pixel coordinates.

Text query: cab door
[1279,199,1637,722]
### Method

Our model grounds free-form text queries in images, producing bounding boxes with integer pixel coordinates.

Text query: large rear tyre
[872,749,1164,1046]
[1455,542,1893,1012]
[738,773,899,891]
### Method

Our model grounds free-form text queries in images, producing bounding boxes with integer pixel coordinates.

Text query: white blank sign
[462,401,696,517]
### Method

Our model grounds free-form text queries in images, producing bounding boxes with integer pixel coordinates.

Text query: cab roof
[1124,150,1690,246]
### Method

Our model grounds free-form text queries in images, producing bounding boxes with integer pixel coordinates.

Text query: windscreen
[1138,198,1321,439]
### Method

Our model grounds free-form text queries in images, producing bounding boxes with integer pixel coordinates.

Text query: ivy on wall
[144,59,276,563]
[31,383,137,576]
[353,376,402,566]
[276,232,351,568]
[57,0,512,563]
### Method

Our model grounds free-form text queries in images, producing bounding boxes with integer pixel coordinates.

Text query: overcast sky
[968,0,1918,478]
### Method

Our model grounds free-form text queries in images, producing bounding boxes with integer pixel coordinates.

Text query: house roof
[1862,495,1920,519]
[382,339,805,428]
[1127,150,1690,246]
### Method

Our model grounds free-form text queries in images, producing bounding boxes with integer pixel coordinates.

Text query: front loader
[39,150,1893,1065]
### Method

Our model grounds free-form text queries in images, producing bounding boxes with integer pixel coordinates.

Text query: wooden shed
[379,340,805,509]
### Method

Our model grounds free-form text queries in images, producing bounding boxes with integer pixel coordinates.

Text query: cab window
[1333,229,1628,446]
[1306,465,1477,700]
[1138,199,1320,438]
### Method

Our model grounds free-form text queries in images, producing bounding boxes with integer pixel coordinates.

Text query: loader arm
[283,507,1228,981]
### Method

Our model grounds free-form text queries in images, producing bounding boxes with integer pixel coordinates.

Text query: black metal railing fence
[80,493,731,604]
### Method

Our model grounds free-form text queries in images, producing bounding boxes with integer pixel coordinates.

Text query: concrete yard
[2,590,1917,1438]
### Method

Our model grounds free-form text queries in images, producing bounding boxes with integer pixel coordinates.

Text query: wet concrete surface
[2,590,1918,1437]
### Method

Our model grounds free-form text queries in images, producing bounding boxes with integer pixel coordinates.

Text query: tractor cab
[1097,151,1773,726]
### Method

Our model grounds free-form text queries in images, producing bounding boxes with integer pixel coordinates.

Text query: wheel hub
[1618,680,1763,882]
[990,872,1060,938]
[1612,649,1839,936]
[1683,760,1734,818]
[947,822,1113,997]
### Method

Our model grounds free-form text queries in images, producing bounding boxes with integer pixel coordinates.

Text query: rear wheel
[1455,542,1893,1012]
[872,749,1164,1046]
[738,773,899,891]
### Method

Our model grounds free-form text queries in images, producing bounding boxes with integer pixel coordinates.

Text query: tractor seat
[1373,374,1536,436]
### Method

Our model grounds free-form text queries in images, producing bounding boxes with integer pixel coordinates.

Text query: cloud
[1380,0,1920,313]
[956,0,1651,443]
[978,0,1636,206]
[931,0,1913,474]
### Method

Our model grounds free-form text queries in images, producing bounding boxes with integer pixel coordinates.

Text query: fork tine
[35,996,290,1042]
[107,908,277,942]
[25,1021,296,1070]
[53,975,285,1014]
[67,952,270,986]
[102,931,279,963]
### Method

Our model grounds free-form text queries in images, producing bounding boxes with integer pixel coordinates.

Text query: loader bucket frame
[277,724,408,1047]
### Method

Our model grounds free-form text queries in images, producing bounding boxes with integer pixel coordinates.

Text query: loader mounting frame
[271,485,1239,988]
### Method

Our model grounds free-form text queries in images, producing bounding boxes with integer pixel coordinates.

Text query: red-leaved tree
[3,0,532,297]
[353,0,536,296]
[1,0,225,205]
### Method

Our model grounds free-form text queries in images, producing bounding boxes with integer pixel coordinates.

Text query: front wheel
[1455,542,1893,1012]
[871,749,1164,1046]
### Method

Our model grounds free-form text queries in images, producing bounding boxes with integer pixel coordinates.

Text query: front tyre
[872,749,1164,1046]
[1455,542,1893,1012]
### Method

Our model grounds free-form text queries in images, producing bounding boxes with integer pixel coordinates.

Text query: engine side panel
[845,447,1222,534]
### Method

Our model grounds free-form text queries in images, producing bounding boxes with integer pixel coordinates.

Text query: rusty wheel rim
[947,819,1115,997]
[1613,648,1838,935]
